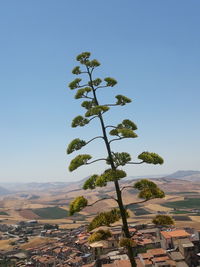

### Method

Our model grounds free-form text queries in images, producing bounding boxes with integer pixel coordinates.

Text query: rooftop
[169,252,184,261]
[147,248,166,256]
[103,259,131,267]
[161,230,190,239]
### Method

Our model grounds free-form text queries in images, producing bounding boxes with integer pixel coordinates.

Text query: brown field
[145,204,172,212]
[20,237,56,250]
[59,223,83,229]
[189,216,200,223]
[0,239,18,250]
[1,178,200,229]
[18,209,40,220]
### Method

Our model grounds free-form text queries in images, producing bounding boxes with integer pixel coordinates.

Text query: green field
[162,198,200,209]
[127,204,151,216]
[166,191,199,195]
[170,210,195,214]
[33,207,68,219]
[126,203,140,210]
[33,206,85,220]
[134,208,151,216]
[0,211,8,215]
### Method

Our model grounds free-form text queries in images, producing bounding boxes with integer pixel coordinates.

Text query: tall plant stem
[87,68,136,267]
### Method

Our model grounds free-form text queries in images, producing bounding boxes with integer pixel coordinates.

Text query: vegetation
[119,238,136,248]
[134,208,151,216]
[162,198,200,209]
[88,229,112,243]
[67,52,165,267]
[33,207,67,219]
[170,210,200,216]
[87,208,122,231]
[0,211,8,215]
[126,203,151,215]
[33,206,85,220]
[152,215,174,226]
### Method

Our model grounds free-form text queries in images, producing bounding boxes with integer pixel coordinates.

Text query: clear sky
[0,1,199,183]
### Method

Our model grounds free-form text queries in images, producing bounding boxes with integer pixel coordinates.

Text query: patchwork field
[162,197,200,209]
[0,177,200,229]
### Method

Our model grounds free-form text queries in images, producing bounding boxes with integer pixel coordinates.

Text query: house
[174,238,198,266]
[89,238,118,259]
[160,230,190,249]
[103,259,131,266]
[137,248,175,267]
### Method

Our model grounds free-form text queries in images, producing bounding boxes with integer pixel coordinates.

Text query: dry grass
[20,237,56,250]
[18,209,40,220]
[38,218,84,224]
[189,216,200,223]
[59,223,83,229]
[0,239,17,250]
[175,220,200,230]
[145,204,172,212]
[23,203,49,209]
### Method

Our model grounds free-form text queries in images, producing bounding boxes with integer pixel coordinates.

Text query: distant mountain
[0,186,10,195]
[164,170,200,181]
[1,170,199,193]
[1,182,73,192]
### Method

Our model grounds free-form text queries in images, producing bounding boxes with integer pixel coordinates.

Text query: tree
[88,229,112,243]
[67,52,165,267]
[152,215,174,227]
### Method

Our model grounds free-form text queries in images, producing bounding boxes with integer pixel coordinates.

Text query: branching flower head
[67,138,86,154]
[134,179,165,200]
[69,196,88,216]
[153,215,174,226]
[138,152,164,165]
[88,229,112,243]
[69,154,92,172]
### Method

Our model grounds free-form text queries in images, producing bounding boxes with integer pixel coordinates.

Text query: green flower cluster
[134,179,165,200]
[87,209,121,231]
[69,196,88,216]
[88,230,112,243]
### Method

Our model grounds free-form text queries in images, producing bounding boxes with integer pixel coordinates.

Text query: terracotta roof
[129,228,136,232]
[161,230,190,239]
[152,256,169,263]
[103,259,131,267]
[143,259,152,265]
[139,253,152,259]
[135,258,144,267]
[147,248,166,256]
[137,238,153,245]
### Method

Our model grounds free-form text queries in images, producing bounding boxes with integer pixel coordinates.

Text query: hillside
[165,170,200,181]
[0,186,10,196]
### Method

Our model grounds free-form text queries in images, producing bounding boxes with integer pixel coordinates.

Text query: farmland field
[166,191,199,195]
[126,204,151,216]
[0,211,8,215]
[32,206,86,220]
[134,208,151,216]
[33,207,68,219]
[172,215,192,221]
[170,210,196,214]
[162,198,200,209]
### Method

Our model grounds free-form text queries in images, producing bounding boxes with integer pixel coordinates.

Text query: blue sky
[0,1,199,182]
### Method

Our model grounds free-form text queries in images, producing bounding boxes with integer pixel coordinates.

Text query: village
[0,219,200,267]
